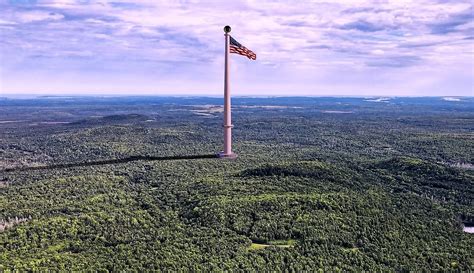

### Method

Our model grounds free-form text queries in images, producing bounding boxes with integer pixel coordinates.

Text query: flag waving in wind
[230,36,257,60]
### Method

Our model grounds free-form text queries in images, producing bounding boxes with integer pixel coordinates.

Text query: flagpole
[219,25,237,159]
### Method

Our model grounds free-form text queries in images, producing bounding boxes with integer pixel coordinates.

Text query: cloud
[16,10,64,22]
[0,0,473,96]
[429,8,473,34]
[366,55,421,68]
[340,20,388,32]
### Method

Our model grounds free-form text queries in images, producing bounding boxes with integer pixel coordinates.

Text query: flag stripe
[229,36,256,60]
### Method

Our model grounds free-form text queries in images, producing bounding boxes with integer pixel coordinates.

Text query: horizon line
[1,94,473,99]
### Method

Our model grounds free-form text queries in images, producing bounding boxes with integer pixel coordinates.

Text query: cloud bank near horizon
[1,0,473,96]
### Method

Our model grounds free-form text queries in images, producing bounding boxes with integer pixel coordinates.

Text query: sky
[0,0,473,96]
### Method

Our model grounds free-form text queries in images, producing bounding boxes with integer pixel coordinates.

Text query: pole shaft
[223,33,232,155]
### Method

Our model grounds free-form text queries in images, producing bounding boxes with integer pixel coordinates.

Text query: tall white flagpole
[219,25,237,159]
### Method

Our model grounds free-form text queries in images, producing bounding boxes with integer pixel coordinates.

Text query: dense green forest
[0,96,473,271]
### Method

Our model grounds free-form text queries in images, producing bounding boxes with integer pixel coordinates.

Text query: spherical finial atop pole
[224,25,231,33]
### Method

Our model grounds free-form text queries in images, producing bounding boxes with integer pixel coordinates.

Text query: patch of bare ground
[0,216,31,232]
[449,162,474,170]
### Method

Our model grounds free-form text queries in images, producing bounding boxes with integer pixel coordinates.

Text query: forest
[0,96,473,271]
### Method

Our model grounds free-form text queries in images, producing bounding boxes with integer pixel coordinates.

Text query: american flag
[230,36,256,60]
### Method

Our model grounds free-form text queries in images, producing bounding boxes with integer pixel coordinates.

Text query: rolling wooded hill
[0,96,473,271]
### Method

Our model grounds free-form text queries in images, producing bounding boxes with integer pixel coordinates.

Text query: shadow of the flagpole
[1,154,219,173]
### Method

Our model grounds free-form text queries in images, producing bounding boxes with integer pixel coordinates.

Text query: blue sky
[0,0,473,96]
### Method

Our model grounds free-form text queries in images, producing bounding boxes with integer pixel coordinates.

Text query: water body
[463,226,474,234]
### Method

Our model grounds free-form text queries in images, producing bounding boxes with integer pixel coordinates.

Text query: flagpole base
[217,152,238,159]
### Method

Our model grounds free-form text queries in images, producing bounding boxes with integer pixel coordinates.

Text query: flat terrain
[0,96,473,271]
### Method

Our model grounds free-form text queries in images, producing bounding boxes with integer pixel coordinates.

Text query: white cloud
[16,11,64,23]
[0,0,472,95]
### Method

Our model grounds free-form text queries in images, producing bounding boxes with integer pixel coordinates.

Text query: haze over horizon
[1,93,473,99]
[1,0,473,96]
